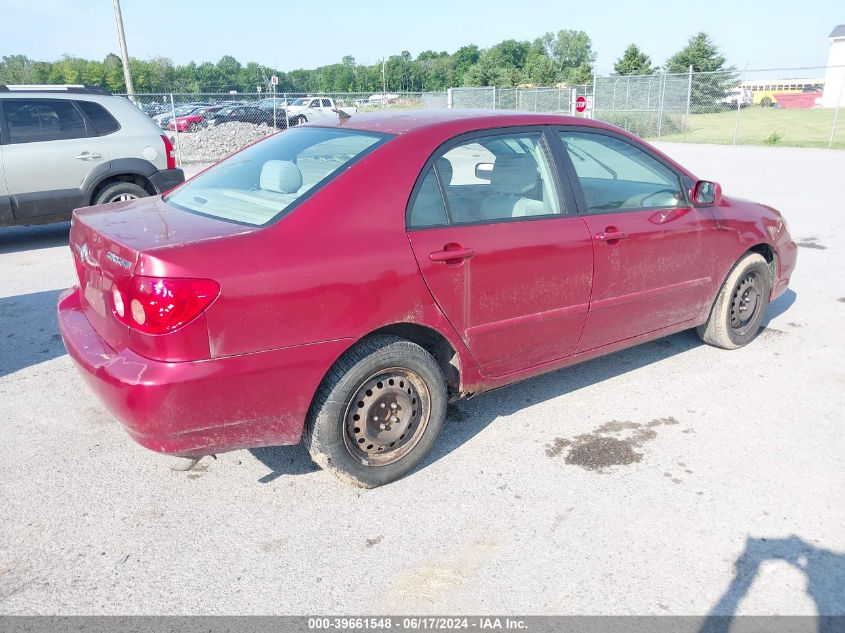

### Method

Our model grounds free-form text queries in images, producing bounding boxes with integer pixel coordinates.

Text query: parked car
[285,96,356,125]
[153,103,211,129]
[167,105,227,132]
[721,87,753,108]
[205,104,286,128]
[256,97,290,109]
[140,102,168,117]
[57,110,796,487]
[0,84,183,227]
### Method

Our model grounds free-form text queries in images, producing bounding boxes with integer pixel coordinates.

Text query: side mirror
[692,180,722,207]
[475,162,494,181]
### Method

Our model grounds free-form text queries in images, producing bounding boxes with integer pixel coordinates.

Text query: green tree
[665,32,729,73]
[452,44,480,85]
[613,44,655,75]
[666,32,735,112]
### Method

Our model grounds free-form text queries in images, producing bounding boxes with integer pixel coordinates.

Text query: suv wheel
[94,182,150,205]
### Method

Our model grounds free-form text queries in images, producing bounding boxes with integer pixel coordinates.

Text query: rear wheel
[304,335,447,487]
[94,182,149,205]
[188,122,199,132]
[697,252,771,349]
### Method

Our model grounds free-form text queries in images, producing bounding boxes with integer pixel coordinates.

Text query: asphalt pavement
[1,143,843,615]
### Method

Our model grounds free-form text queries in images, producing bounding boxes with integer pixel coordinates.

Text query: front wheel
[188,122,199,132]
[304,335,447,487]
[697,252,771,349]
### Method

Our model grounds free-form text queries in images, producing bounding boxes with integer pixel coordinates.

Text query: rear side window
[3,99,87,144]
[76,101,120,136]
[165,127,391,226]
[408,168,448,228]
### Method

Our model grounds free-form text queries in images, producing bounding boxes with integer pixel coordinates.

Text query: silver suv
[0,85,184,227]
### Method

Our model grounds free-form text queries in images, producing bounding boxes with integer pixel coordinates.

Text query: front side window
[409,131,562,227]
[3,99,87,144]
[560,131,684,213]
[165,127,390,226]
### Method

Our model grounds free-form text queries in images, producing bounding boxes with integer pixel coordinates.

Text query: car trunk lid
[70,195,256,352]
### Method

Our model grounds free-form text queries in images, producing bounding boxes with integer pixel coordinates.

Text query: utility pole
[112,0,135,97]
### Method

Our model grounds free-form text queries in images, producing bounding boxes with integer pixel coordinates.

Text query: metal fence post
[284,92,290,129]
[168,93,181,166]
[685,65,693,140]
[592,64,598,119]
[657,73,666,137]
[492,86,497,109]
[732,67,747,145]
[829,77,844,149]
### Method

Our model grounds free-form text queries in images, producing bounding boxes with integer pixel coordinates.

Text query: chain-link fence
[125,91,436,163]
[591,66,842,149]
[125,66,844,164]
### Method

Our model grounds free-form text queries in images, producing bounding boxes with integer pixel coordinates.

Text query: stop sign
[575,96,587,113]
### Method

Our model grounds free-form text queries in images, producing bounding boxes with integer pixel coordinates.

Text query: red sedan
[57,110,797,487]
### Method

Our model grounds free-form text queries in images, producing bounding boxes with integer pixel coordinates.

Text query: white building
[821,24,845,108]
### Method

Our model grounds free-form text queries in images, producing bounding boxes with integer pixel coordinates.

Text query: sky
[0,0,842,75]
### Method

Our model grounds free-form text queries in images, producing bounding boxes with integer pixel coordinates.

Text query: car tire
[304,334,447,488]
[188,122,199,132]
[697,252,771,349]
[295,115,307,126]
[94,182,150,205]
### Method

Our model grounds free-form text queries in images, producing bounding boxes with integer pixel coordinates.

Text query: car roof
[329,109,618,136]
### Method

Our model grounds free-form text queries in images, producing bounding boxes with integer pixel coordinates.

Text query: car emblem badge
[106,251,132,269]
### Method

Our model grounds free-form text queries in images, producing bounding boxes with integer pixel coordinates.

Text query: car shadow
[0,289,67,378]
[244,291,797,483]
[700,535,845,632]
[0,222,70,255]
[763,288,797,324]
[249,444,319,483]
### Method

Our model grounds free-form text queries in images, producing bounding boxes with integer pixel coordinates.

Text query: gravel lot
[1,143,843,616]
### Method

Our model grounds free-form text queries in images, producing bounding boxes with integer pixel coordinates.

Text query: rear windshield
[165,127,390,226]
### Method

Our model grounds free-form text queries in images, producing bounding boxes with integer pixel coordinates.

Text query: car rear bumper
[57,288,351,457]
[149,168,185,194]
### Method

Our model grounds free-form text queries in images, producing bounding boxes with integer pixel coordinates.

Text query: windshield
[165,127,391,226]
[291,98,308,106]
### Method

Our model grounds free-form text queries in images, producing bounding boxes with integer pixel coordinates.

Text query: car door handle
[75,152,102,160]
[429,246,475,263]
[595,230,628,242]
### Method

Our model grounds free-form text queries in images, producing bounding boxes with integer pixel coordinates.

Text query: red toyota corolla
[58,110,797,487]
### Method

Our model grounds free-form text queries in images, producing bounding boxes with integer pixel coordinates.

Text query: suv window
[559,131,684,213]
[410,131,562,227]
[321,99,332,108]
[3,99,88,144]
[76,101,120,136]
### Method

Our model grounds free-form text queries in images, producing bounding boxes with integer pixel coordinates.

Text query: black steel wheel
[304,335,447,487]
[343,367,430,466]
[697,252,771,349]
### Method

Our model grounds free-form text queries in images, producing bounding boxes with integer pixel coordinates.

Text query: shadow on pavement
[245,290,798,483]
[0,289,66,378]
[0,222,70,255]
[249,444,319,483]
[700,535,845,632]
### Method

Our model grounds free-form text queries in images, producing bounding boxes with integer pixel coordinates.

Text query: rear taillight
[161,134,176,170]
[111,276,219,335]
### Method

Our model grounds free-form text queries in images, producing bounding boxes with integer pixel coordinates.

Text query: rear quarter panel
[139,131,485,386]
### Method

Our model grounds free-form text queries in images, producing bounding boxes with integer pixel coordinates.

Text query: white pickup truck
[285,97,356,124]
